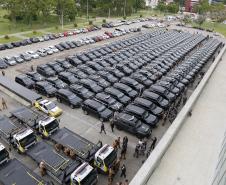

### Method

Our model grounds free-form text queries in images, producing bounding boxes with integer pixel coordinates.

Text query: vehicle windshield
[45,85,53,90]
[19,133,36,148]
[0,149,9,162]
[46,102,56,110]
[142,111,149,119]
[104,149,117,167]
[69,94,77,100]
[78,169,97,185]
[98,105,105,112]
[44,120,59,132]
[135,120,142,128]
[117,92,124,98]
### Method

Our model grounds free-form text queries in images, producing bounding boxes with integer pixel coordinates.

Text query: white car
[26,51,39,59]
[38,37,44,42]
[4,56,17,66]
[44,48,54,55]
[37,49,48,57]
[48,46,59,53]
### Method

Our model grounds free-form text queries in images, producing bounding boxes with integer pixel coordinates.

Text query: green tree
[195,15,206,26]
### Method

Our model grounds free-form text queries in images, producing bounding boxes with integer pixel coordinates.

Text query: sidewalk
[146,51,226,185]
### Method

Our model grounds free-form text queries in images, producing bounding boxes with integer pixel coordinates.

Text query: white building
[145,0,159,8]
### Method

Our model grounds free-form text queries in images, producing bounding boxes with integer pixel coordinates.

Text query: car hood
[71,97,82,105]
[128,90,138,98]
[119,95,131,104]
[144,114,158,126]
[110,102,123,111]
[137,123,151,133]
[46,87,57,94]
[100,108,113,119]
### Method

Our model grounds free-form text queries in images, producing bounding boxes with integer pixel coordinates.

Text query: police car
[34,99,62,117]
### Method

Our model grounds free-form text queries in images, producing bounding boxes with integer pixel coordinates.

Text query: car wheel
[84,110,88,115]
[116,125,122,130]
[70,104,75,109]
[99,117,104,122]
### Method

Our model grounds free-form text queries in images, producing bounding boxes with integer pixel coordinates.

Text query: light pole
[124,0,127,17]
[87,0,89,20]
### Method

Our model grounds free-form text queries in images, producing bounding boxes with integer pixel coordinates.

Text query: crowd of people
[99,120,158,185]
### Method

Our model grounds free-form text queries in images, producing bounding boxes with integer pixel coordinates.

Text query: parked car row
[15,29,223,138]
[0,25,101,51]
[102,17,154,28]
[0,28,138,69]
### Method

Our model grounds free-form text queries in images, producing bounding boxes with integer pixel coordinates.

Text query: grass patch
[0,36,21,44]
[191,21,226,37]
[22,31,45,38]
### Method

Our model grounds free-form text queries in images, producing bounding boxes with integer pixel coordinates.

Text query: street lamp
[87,0,89,20]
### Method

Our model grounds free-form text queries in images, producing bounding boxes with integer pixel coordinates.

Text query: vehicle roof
[0,115,18,136]
[134,97,152,107]
[57,89,73,96]
[143,90,160,99]
[0,159,44,185]
[118,112,138,123]
[51,127,99,160]
[27,141,79,172]
[125,104,145,115]
[84,99,104,109]
[11,106,43,127]
[36,81,50,86]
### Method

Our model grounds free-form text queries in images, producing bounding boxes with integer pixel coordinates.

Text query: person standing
[2,98,7,109]
[120,164,126,178]
[31,65,34,71]
[100,122,106,134]
[110,120,115,132]
[39,161,46,176]
[117,137,121,149]
[108,167,114,185]
[124,179,129,185]
[122,136,128,147]
[150,137,157,150]
[2,70,5,76]
[120,145,126,160]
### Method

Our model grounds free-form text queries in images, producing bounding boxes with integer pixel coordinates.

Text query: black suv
[68,68,88,79]
[56,89,82,108]
[148,85,176,102]
[82,99,113,121]
[89,75,111,88]
[70,84,95,100]
[58,72,78,85]
[133,97,164,118]
[79,79,103,93]
[120,77,144,92]
[34,81,57,97]
[55,59,72,69]
[142,90,169,109]
[94,92,123,111]
[105,87,131,105]
[15,74,35,89]
[125,104,158,127]
[113,112,151,138]
[26,71,45,82]
[113,83,138,99]
[47,62,64,74]
[46,77,68,89]
[37,64,56,77]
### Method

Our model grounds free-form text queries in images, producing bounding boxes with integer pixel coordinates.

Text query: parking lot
[0,22,224,185]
